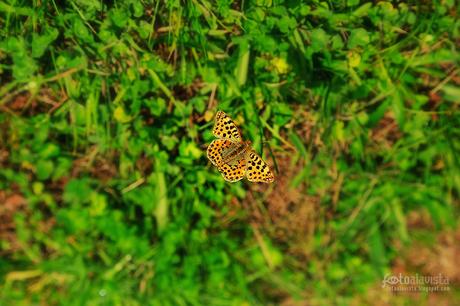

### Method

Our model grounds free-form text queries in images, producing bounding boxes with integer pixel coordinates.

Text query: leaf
[53,157,72,179]
[179,140,202,160]
[90,192,107,216]
[391,90,405,128]
[353,3,373,17]
[278,15,297,34]
[31,28,59,58]
[367,223,386,277]
[331,35,344,50]
[63,179,92,205]
[234,40,250,86]
[73,18,92,42]
[146,98,166,117]
[114,106,132,123]
[111,9,129,28]
[440,85,460,103]
[36,160,54,180]
[270,57,290,74]
[348,28,370,48]
[391,199,409,242]
[39,143,60,159]
[1,37,37,80]
[326,263,347,281]
[310,28,329,52]
[0,2,34,16]
[151,170,169,233]
[137,20,152,40]
[347,51,361,67]
[347,0,360,6]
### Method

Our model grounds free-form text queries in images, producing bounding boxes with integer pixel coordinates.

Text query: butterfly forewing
[245,150,275,183]
[212,111,242,142]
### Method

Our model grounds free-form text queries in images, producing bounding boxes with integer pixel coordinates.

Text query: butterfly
[207,111,275,183]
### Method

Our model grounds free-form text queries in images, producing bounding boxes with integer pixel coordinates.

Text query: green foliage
[0,0,459,305]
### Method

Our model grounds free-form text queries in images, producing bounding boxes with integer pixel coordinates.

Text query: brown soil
[0,191,27,255]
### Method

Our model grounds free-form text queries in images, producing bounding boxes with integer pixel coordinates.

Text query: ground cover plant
[0,0,459,305]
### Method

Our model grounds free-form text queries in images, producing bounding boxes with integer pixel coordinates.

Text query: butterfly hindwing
[218,158,247,182]
[245,150,275,183]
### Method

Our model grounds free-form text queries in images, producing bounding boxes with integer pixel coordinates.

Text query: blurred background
[0,0,459,305]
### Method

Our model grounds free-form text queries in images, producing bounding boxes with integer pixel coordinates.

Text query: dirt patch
[71,150,118,183]
[399,226,460,285]
[371,111,402,148]
[239,151,321,261]
[0,147,8,168]
[172,77,204,101]
[7,93,30,111]
[3,88,68,116]
[353,211,460,305]
[0,191,27,255]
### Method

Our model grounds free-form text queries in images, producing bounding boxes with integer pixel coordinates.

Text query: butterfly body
[206,111,274,183]
[220,140,251,166]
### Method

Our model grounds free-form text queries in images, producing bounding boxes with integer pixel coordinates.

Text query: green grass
[1,0,459,305]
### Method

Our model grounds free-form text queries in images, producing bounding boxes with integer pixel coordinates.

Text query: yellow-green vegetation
[1,1,459,305]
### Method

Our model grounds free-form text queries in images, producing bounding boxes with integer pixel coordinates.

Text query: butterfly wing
[245,150,275,183]
[218,158,247,182]
[213,111,242,142]
[207,139,233,166]
[207,139,247,182]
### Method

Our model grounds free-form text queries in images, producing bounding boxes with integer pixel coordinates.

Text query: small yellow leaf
[347,51,361,68]
[114,106,132,123]
[271,57,290,74]
[204,110,214,122]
